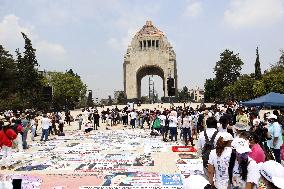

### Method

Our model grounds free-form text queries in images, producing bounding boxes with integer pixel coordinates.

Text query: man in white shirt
[40,114,51,141]
[197,117,221,150]
[168,112,178,141]
[158,112,167,141]
[129,110,137,129]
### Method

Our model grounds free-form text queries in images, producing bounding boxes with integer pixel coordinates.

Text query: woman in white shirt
[179,111,193,146]
[228,138,260,189]
[208,132,234,189]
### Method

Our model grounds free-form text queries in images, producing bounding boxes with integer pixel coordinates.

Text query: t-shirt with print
[158,115,166,126]
[208,147,232,189]
[232,157,260,189]
[168,116,178,128]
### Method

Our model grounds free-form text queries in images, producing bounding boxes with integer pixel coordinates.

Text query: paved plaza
[0,106,204,189]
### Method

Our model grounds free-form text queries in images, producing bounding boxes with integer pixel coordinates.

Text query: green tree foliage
[107,95,112,106]
[0,45,17,98]
[214,49,244,94]
[86,91,94,107]
[223,74,255,101]
[204,78,217,102]
[177,86,190,102]
[117,92,127,105]
[50,72,87,110]
[204,49,244,102]
[16,33,44,108]
[254,47,262,80]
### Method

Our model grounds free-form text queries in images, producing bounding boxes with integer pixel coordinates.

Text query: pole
[149,76,151,100]
[152,75,155,103]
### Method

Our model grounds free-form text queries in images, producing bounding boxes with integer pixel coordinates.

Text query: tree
[16,33,43,108]
[204,78,217,102]
[223,74,255,101]
[86,90,94,107]
[50,72,87,110]
[107,95,112,106]
[255,47,262,80]
[177,86,190,102]
[117,92,127,104]
[0,45,20,110]
[214,49,244,99]
[0,45,17,98]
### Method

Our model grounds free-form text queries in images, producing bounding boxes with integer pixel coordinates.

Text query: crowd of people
[1,103,284,188]
[83,102,284,189]
[0,110,69,170]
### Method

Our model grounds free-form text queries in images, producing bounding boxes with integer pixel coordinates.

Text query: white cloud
[184,0,203,18]
[224,0,284,29]
[0,14,34,51]
[0,14,66,63]
[36,40,66,57]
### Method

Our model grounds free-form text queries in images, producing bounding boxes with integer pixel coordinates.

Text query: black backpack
[202,130,218,168]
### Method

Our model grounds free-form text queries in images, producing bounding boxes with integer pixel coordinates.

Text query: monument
[123,20,177,100]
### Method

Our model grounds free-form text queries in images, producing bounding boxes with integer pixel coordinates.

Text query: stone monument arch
[123,20,177,100]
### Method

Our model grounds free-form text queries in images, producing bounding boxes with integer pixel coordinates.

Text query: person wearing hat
[208,132,234,189]
[267,114,283,163]
[228,138,260,189]
[259,160,284,189]
[234,122,247,138]
[0,122,17,170]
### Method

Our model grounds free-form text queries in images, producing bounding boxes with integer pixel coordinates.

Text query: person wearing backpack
[197,117,221,178]
[152,113,161,133]
[208,132,234,189]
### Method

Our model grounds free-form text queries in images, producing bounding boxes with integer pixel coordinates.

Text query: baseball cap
[260,160,284,189]
[231,138,251,154]
[184,175,209,189]
[234,122,247,131]
[219,132,234,141]
[267,114,277,120]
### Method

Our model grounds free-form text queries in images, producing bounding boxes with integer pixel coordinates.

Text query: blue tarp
[240,92,284,107]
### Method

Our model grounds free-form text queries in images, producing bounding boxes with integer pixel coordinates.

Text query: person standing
[78,114,83,130]
[0,122,17,170]
[129,110,137,129]
[169,112,178,141]
[21,114,30,149]
[159,112,167,141]
[267,114,283,163]
[208,133,233,189]
[30,116,36,141]
[93,111,100,130]
[180,112,193,146]
[40,114,51,141]
[58,119,64,134]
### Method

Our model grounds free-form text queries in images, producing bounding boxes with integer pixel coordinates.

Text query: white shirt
[168,115,178,128]
[158,115,166,126]
[179,116,192,128]
[41,117,51,130]
[30,119,36,129]
[232,157,260,189]
[197,128,221,150]
[208,147,232,189]
[129,112,136,119]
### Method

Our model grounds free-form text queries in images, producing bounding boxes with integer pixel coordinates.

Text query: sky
[0,0,284,99]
